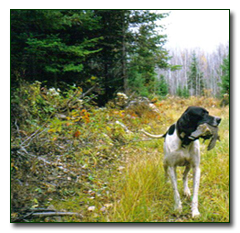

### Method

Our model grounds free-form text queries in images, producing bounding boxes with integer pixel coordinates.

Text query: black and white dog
[142,106,221,218]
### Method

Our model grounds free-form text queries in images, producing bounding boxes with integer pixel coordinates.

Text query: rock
[88,206,96,212]
[126,97,160,115]
[113,92,160,116]
[55,113,67,120]
[115,92,128,107]
[117,166,125,171]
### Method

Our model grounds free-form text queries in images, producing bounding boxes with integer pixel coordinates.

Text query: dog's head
[177,106,221,138]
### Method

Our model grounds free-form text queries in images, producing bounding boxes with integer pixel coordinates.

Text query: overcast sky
[158,10,229,53]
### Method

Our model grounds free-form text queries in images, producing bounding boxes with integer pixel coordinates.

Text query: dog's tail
[140,129,165,139]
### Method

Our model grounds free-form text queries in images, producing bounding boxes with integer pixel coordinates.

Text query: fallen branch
[115,120,132,134]
[14,120,22,144]
[13,211,83,222]
[21,127,48,147]
[80,84,97,98]
[34,155,78,178]
[31,211,83,218]
[61,85,97,112]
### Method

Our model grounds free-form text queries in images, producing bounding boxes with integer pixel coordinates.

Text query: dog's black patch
[167,124,175,135]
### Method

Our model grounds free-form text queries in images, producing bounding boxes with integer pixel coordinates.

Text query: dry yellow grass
[25,96,228,222]
[106,97,229,222]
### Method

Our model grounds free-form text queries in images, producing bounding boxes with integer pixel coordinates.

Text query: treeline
[156,45,229,97]
[11,10,229,105]
[11,10,172,105]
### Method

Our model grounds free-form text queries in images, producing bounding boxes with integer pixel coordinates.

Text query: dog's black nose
[216,117,221,125]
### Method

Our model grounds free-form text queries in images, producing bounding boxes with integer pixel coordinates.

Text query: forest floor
[11,87,229,223]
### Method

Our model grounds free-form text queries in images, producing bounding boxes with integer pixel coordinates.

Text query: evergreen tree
[156,75,168,96]
[11,10,102,87]
[127,11,170,97]
[220,54,229,95]
[176,85,183,97]
[91,10,170,102]
[182,86,190,98]
[127,71,149,97]
[176,85,190,98]
[187,52,204,96]
[88,10,131,103]
[11,10,170,104]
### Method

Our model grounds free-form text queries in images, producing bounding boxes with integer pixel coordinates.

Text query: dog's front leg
[192,166,201,218]
[168,166,182,213]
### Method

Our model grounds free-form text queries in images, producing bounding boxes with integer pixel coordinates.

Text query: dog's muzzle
[213,117,221,126]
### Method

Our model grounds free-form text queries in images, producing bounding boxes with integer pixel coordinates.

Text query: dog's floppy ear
[178,109,190,129]
[182,111,190,123]
[177,107,198,135]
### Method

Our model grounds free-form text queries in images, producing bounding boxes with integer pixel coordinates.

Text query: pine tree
[92,10,170,101]
[11,10,102,87]
[187,52,204,96]
[220,54,229,96]
[176,85,190,98]
[157,75,168,96]
[127,10,169,97]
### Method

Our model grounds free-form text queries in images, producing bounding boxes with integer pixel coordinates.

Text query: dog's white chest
[164,130,200,167]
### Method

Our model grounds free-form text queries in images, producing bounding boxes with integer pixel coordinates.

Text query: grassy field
[104,97,229,222]
[11,95,229,223]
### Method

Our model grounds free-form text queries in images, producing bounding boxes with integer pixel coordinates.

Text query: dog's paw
[183,188,191,198]
[192,209,201,218]
[174,203,182,213]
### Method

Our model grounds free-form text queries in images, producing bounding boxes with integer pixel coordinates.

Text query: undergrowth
[11,81,229,222]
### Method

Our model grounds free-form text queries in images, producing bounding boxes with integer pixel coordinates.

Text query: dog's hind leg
[183,164,191,198]
[163,162,169,182]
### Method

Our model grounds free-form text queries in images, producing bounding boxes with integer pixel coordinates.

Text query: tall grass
[110,142,171,222]
[106,98,229,222]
